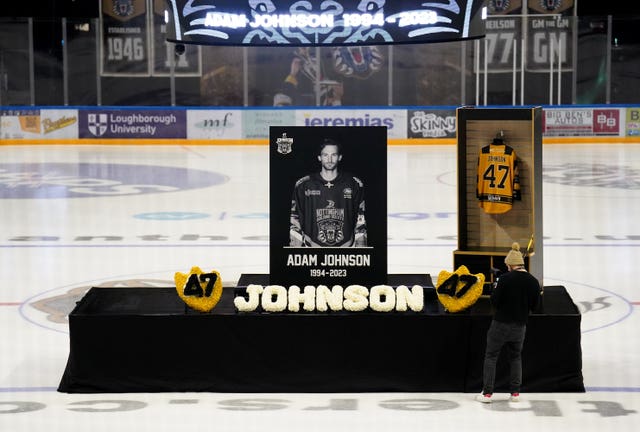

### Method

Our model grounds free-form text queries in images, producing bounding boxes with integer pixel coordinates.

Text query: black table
[58,275,584,393]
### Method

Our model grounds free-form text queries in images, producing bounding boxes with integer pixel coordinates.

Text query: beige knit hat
[505,242,525,266]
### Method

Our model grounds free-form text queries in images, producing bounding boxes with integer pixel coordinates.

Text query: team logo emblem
[113,0,135,17]
[317,219,345,245]
[276,133,293,154]
[316,200,345,245]
[489,0,511,13]
[87,113,108,137]
[539,0,561,12]
[332,46,384,79]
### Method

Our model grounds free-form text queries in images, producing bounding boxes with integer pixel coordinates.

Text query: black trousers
[481,320,526,394]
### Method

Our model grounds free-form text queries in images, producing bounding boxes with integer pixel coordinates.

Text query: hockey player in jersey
[290,138,367,247]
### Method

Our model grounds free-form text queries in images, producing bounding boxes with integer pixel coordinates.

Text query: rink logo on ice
[543,163,640,189]
[0,163,228,199]
[134,212,210,220]
[79,110,187,138]
[24,279,175,333]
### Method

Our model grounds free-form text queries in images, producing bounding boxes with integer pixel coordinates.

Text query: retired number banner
[101,0,151,76]
[484,0,523,73]
[525,0,575,73]
[151,0,201,76]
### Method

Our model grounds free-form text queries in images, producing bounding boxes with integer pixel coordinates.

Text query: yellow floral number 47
[174,266,224,313]
[435,265,485,313]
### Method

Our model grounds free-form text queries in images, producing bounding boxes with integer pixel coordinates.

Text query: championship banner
[269,126,387,287]
[484,0,523,73]
[525,0,574,73]
[151,0,201,76]
[100,0,151,76]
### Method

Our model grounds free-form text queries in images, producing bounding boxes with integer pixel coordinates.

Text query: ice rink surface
[1,142,639,431]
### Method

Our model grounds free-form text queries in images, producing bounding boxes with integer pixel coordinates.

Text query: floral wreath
[174,266,223,312]
[435,265,485,313]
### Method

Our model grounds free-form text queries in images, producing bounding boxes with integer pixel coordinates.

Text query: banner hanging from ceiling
[165,0,486,47]
[101,0,151,76]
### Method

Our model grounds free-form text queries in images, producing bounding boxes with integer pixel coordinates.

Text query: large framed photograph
[269,126,387,286]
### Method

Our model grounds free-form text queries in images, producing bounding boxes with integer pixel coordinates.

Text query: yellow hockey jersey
[476,143,521,214]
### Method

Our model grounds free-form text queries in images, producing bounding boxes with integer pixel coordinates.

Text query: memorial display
[233,283,425,313]
[58,120,584,394]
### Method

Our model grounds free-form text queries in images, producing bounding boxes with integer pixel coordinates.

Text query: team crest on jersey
[113,0,135,17]
[343,187,353,199]
[276,133,293,154]
[317,219,345,245]
[316,201,345,245]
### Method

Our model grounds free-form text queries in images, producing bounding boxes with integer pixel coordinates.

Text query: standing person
[289,138,367,247]
[476,242,542,403]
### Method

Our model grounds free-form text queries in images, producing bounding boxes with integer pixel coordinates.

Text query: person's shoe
[510,393,520,402]
[476,393,492,403]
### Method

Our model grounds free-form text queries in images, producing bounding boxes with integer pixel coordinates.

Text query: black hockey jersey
[290,172,367,247]
[476,143,521,214]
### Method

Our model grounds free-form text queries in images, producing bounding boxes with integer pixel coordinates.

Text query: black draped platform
[58,274,584,393]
